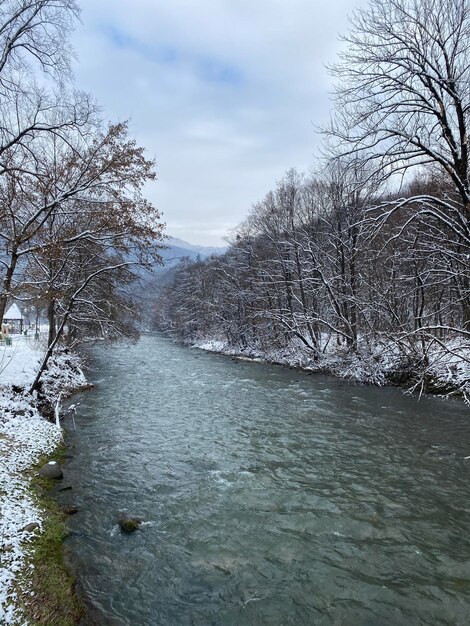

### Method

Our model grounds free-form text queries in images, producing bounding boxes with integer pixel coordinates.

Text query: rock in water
[38,461,63,479]
[118,514,142,534]
[62,505,79,516]
[56,484,72,492]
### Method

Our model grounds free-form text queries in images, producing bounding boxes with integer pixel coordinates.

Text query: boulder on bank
[38,461,63,480]
[22,522,40,533]
[118,514,142,534]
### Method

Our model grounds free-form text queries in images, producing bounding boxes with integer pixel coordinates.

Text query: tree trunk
[47,298,56,347]
[0,251,19,321]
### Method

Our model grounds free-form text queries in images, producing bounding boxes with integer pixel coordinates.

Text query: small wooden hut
[3,303,24,334]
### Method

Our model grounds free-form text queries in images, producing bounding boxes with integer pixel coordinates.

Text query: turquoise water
[61,335,470,625]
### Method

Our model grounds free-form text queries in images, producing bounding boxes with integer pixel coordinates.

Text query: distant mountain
[135,236,227,291]
[163,237,227,262]
[134,236,227,324]
[155,237,226,272]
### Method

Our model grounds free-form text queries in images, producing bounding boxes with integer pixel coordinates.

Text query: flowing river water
[60,334,470,626]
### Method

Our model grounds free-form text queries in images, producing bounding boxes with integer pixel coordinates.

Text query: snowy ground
[0,334,87,625]
[0,335,43,388]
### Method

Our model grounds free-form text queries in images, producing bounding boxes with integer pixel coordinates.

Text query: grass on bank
[16,449,84,626]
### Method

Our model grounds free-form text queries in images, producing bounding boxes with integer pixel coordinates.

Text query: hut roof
[4,303,23,320]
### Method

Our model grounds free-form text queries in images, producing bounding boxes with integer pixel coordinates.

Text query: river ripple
[61,334,470,626]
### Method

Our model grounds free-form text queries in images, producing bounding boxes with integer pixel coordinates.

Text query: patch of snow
[0,336,43,388]
[194,339,227,353]
[39,351,87,399]
[0,399,61,625]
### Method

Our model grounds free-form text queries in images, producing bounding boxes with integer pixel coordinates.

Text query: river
[60,334,470,626]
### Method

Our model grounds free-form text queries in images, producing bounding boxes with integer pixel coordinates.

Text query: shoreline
[0,338,91,625]
[191,337,469,402]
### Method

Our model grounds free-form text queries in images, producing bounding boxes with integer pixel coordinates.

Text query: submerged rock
[62,505,79,516]
[38,461,63,479]
[118,514,142,534]
[56,483,72,492]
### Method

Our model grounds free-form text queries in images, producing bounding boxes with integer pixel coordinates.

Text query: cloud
[72,0,365,245]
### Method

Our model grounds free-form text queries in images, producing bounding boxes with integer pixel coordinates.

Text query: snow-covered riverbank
[0,336,88,625]
[194,336,470,402]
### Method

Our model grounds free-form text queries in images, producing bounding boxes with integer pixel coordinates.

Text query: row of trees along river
[155,0,470,400]
[0,0,164,393]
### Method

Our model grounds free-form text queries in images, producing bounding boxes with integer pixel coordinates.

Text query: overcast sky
[71,0,364,246]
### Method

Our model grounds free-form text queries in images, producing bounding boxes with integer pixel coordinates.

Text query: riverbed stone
[22,522,40,533]
[62,505,79,516]
[56,483,72,492]
[118,514,142,534]
[38,461,63,479]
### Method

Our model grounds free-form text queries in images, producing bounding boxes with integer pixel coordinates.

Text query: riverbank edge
[191,337,468,401]
[16,444,85,626]
[0,349,92,626]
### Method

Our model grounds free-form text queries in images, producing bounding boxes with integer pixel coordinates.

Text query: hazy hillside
[156,237,225,271]
[132,235,226,314]
[165,237,226,259]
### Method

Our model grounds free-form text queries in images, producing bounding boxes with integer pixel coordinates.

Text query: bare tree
[0,0,79,81]
[24,122,163,392]
[325,0,470,334]
[0,0,92,174]
[326,0,470,205]
[0,120,154,321]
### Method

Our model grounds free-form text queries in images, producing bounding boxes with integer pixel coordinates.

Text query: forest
[155,0,470,399]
